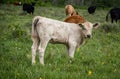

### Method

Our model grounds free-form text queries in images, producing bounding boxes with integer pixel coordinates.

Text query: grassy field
[0,4,120,79]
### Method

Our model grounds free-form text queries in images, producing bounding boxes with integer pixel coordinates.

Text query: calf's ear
[93,22,100,29]
[79,24,86,30]
[76,11,79,15]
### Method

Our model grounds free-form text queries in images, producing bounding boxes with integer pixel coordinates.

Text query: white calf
[31,16,99,65]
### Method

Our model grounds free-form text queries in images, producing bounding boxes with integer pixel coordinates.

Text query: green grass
[0,4,120,79]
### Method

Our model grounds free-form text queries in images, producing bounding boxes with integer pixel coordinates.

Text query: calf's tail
[33,17,39,28]
[32,16,40,37]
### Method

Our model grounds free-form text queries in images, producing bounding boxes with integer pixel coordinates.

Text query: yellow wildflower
[77,48,80,52]
[34,60,36,64]
[88,70,92,76]
[39,77,42,79]
[101,61,105,65]
[32,60,36,65]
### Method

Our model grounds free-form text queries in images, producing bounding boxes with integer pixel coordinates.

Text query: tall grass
[0,4,120,79]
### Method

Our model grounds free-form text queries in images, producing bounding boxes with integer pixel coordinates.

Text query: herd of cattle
[13,2,120,23]
[13,2,120,65]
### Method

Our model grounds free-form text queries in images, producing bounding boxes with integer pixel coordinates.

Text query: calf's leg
[111,19,114,23]
[38,38,49,65]
[68,42,77,58]
[31,37,39,64]
[115,19,118,23]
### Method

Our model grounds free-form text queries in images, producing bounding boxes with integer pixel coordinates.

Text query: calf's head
[79,22,99,38]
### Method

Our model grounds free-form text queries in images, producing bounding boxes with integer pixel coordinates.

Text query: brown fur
[64,15,85,24]
[13,2,21,6]
[65,4,78,16]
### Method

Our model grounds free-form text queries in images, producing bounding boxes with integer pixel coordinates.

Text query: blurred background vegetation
[1,0,120,7]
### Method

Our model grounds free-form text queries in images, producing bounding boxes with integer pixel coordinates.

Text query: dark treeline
[1,0,120,7]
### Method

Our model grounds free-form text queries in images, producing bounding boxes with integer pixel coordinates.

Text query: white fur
[31,16,99,65]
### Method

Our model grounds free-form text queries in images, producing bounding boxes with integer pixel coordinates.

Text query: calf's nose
[87,35,91,38]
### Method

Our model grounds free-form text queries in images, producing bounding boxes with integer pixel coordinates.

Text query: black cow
[106,7,120,23]
[88,6,96,14]
[23,2,35,14]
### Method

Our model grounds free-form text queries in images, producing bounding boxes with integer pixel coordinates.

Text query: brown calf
[64,15,86,24]
[65,4,78,17]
